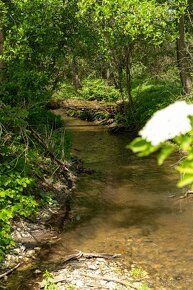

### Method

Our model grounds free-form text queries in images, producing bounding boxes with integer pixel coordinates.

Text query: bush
[52,83,79,101]
[0,166,37,260]
[79,78,121,102]
[131,81,182,129]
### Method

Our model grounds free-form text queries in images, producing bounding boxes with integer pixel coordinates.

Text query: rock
[20,245,26,252]
[76,280,84,287]
[26,250,36,257]
[12,248,21,255]
[87,264,98,271]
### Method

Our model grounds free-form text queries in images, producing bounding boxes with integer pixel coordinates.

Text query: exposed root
[83,273,138,289]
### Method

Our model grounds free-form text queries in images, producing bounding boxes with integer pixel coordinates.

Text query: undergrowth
[52,75,183,130]
[79,78,121,102]
[0,104,71,260]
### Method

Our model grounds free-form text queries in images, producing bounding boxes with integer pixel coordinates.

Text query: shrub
[79,78,121,102]
[0,166,37,260]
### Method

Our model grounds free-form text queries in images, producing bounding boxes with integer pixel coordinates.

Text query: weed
[130,267,148,279]
[65,284,77,290]
[43,270,59,290]
[137,282,152,290]
[79,78,121,102]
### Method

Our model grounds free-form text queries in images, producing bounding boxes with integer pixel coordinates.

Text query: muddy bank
[48,99,131,133]
[47,99,119,115]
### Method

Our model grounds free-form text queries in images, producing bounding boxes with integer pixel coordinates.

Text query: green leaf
[127,137,151,153]
[177,174,193,188]
[177,159,193,174]
[128,137,159,157]
[157,143,175,165]
[175,135,193,152]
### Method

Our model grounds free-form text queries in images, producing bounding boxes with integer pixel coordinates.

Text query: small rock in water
[34,269,42,274]
[76,215,81,221]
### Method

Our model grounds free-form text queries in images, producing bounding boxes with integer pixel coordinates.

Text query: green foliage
[78,0,180,44]
[0,104,28,129]
[114,113,129,126]
[130,267,148,279]
[128,137,159,156]
[43,270,59,290]
[129,121,193,190]
[137,283,152,290]
[28,106,64,131]
[79,78,121,102]
[53,83,79,101]
[65,285,77,290]
[0,164,37,259]
[132,81,182,129]
[0,100,72,257]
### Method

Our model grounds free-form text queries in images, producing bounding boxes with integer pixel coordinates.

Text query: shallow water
[5,114,193,289]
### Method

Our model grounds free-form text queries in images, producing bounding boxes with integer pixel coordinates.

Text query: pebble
[88,264,98,270]
[1,206,57,271]
[76,280,84,287]
[38,258,151,290]
[34,269,42,274]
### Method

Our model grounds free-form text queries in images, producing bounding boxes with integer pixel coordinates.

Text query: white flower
[139,101,193,146]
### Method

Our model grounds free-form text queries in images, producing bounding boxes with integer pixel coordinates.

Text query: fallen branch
[83,273,138,289]
[61,251,121,264]
[40,272,136,289]
[0,263,21,279]
[59,100,116,116]
[29,127,75,189]
[82,252,121,259]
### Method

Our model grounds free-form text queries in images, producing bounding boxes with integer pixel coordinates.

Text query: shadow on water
[5,115,193,290]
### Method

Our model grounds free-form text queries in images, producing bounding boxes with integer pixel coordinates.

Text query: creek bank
[48,99,131,133]
[0,149,78,276]
[0,206,65,274]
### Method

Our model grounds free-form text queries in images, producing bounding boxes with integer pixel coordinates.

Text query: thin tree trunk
[71,56,82,90]
[0,30,4,82]
[176,15,192,95]
[118,64,124,97]
[125,45,133,106]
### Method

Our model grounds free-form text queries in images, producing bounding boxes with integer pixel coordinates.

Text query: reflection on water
[6,114,193,289]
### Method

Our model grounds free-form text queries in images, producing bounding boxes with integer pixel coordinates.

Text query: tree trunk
[0,30,4,82]
[71,56,82,90]
[118,64,124,97]
[176,15,192,95]
[125,45,133,106]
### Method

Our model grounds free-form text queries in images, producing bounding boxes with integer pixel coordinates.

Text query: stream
[5,113,193,289]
